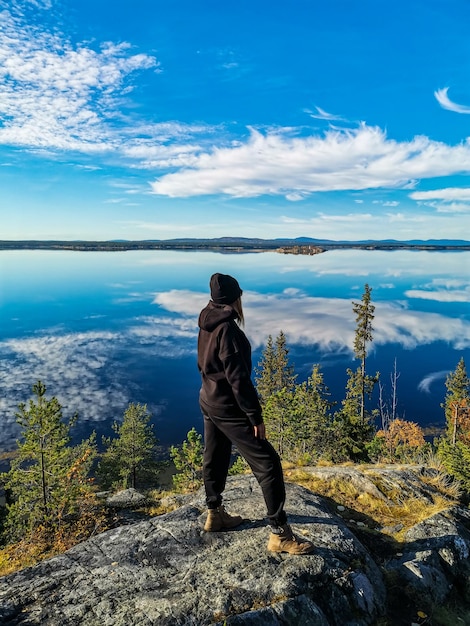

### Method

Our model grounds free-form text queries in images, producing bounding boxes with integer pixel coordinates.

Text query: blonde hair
[231,296,245,327]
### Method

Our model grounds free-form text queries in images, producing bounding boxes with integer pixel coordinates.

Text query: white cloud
[406,279,470,303]
[150,125,470,199]
[0,3,212,159]
[276,208,465,241]
[318,212,374,222]
[385,212,426,223]
[435,87,470,114]
[410,187,470,201]
[409,188,470,215]
[153,290,209,314]
[0,7,158,150]
[434,202,470,214]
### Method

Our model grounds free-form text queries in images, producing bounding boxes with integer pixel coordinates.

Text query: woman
[197,273,313,555]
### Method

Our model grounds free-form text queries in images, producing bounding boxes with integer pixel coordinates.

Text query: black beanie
[210,273,243,305]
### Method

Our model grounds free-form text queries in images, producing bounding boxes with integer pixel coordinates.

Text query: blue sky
[2,0,470,241]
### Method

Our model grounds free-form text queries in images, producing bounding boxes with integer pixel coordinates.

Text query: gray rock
[106,488,148,508]
[0,477,386,626]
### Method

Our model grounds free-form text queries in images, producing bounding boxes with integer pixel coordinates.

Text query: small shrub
[170,428,204,492]
[228,455,249,475]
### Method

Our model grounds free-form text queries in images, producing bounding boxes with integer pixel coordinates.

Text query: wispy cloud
[433,202,470,214]
[317,212,374,222]
[418,370,449,393]
[435,87,470,114]
[304,106,344,121]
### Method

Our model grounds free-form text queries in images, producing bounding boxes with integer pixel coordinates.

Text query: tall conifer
[334,285,379,460]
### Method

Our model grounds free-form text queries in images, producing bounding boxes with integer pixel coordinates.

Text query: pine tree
[255,330,296,404]
[2,381,96,542]
[170,428,204,492]
[334,285,379,461]
[98,403,158,490]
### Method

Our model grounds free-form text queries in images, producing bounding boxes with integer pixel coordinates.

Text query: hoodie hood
[198,301,236,332]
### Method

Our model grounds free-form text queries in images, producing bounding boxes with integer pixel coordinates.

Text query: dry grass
[0,538,61,577]
[287,468,459,538]
[419,471,462,500]
[139,488,186,517]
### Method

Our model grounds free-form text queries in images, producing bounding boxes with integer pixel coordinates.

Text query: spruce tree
[255,334,276,404]
[2,381,96,542]
[255,330,296,404]
[264,365,335,463]
[292,364,336,461]
[352,283,378,424]
[98,403,158,490]
[263,387,297,457]
[438,439,470,492]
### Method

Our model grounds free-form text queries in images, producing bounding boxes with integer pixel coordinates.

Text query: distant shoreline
[1,238,469,252]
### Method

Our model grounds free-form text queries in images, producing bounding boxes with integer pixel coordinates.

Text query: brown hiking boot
[204,505,244,531]
[267,524,314,555]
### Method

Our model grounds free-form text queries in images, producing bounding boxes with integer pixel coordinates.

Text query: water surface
[0,248,468,450]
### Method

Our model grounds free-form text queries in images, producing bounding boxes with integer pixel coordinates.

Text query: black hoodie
[197,301,263,425]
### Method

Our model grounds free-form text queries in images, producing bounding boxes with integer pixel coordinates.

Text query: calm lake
[0,248,469,451]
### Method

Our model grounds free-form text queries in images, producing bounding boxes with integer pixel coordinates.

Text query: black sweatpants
[203,413,287,527]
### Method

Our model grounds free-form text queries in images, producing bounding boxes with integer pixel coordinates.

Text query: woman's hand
[254,422,266,440]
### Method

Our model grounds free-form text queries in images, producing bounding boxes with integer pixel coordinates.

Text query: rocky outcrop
[1,469,469,625]
[388,506,470,607]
